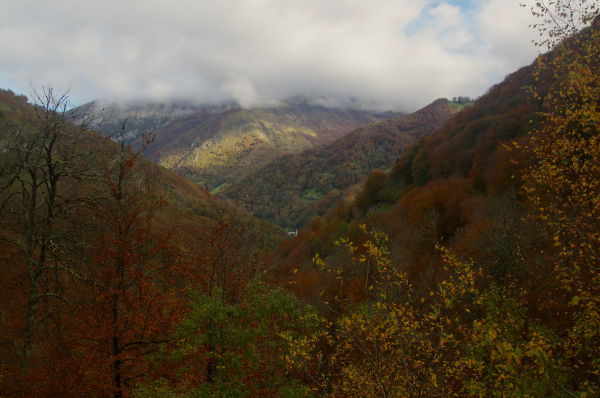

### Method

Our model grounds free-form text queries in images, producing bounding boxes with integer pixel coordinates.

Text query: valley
[1,3,599,397]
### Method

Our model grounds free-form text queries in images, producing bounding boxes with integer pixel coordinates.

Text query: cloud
[0,0,541,112]
[478,0,541,74]
[221,75,259,108]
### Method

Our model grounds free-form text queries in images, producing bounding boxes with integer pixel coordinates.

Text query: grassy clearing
[374,203,394,213]
[211,183,229,194]
[365,202,395,218]
[448,102,475,111]
[302,188,324,198]
[301,187,325,201]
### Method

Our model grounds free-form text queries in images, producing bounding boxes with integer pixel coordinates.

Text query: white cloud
[478,0,541,73]
[221,75,259,108]
[0,0,541,111]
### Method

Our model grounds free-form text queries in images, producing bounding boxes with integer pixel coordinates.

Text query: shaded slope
[1,89,213,214]
[373,62,542,205]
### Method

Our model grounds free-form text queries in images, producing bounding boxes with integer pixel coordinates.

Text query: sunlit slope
[131,100,401,191]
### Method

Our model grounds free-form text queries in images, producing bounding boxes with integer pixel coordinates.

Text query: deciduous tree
[72,124,180,398]
[0,85,103,377]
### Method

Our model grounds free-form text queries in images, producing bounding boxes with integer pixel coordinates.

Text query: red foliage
[0,148,185,398]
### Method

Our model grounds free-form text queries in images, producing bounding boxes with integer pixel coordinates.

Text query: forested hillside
[269,8,600,397]
[352,62,540,210]
[1,88,282,243]
[222,98,457,228]
[124,100,401,191]
[271,57,543,295]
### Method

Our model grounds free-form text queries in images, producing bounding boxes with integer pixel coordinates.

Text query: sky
[0,0,542,112]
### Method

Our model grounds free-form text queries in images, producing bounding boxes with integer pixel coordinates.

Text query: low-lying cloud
[0,0,541,112]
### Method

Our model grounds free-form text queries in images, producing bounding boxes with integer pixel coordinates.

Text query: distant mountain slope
[74,99,401,191]
[220,98,458,228]
[125,100,401,191]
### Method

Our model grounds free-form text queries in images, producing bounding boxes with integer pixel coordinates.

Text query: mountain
[370,62,541,205]
[267,21,600,394]
[77,99,402,192]
[269,43,547,313]
[272,51,549,287]
[220,98,458,228]
[1,91,213,213]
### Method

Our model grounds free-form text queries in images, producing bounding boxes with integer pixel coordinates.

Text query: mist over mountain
[73,99,226,142]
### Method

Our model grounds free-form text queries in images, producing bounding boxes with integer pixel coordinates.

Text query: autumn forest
[1,1,600,397]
